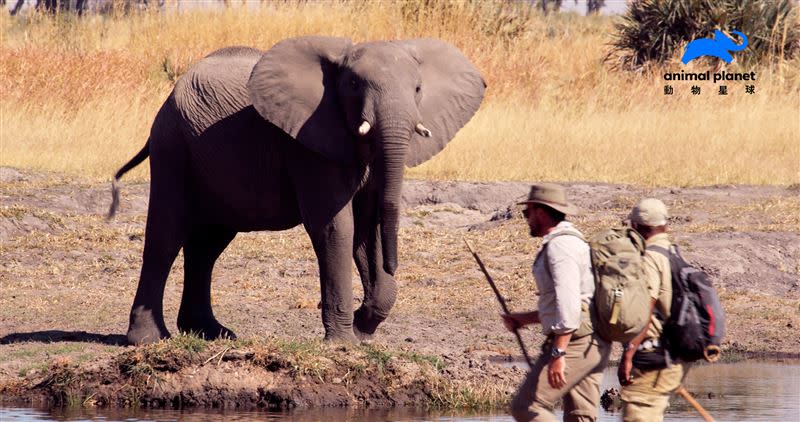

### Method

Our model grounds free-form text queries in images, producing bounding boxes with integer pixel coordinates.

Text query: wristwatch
[550,346,566,359]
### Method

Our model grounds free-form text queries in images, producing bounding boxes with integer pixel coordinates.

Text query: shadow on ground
[0,330,127,346]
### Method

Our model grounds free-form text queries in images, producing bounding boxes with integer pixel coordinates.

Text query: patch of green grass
[46,344,84,356]
[3,349,37,361]
[344,361,368,382]
[17,362,49,377]
[252,339,329,378]
[216,337,255,349]
[169,332,207,353]
[114,333,209,377]
[76,353,95,364]
[274,339,323,356]
[398,351,446,372]
[124,360,156,378]
[116,350,154,377]
[3,344,88,366]
[362,344,393,370]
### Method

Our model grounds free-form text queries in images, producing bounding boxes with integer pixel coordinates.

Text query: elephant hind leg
[126,132,188,346]
[126,194,186,345]
[177,226,237,340]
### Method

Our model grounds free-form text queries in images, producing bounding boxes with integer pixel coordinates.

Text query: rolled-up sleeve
[545,238,583,334]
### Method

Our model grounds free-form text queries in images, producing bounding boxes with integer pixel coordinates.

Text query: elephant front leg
[353,242,397,340]
[306,204,358,343]
[352,194,398,340]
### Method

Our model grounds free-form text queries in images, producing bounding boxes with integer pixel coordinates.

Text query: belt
[638,338,660,351]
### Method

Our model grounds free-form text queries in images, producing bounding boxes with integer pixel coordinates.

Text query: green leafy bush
[607,0,799,69]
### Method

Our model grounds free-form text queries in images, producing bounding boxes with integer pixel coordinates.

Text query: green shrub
[607,0,799,69]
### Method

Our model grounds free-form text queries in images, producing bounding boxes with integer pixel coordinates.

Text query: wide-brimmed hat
[516,183,580,215]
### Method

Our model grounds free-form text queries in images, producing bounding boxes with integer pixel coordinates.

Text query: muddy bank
[0,336,520,410]
[1,168,799,409]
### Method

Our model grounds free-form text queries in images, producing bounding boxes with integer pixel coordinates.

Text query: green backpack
[587,227,652,343]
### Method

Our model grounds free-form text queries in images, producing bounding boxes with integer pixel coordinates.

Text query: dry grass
[1,1,798,185]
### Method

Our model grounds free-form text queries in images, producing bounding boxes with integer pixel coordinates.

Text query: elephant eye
[415,85,421,93]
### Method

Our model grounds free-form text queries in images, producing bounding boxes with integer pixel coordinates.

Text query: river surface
[2,362,798,421]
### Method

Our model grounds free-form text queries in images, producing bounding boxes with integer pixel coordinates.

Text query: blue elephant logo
[681,30,748,64]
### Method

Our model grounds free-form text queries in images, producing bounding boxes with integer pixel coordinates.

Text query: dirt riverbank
[1,167,798,409]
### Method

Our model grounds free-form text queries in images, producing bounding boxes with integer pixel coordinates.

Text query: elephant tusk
[358,121,371,136]
[415,123,432,137]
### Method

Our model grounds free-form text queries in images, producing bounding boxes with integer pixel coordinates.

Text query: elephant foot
[353,306,384,341]
[177,316,236,341]
[353,325,374,342]
[323,331,359,344]
[127,319,170,345]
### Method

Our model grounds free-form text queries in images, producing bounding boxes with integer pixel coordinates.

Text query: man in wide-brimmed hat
[503,183,610,422]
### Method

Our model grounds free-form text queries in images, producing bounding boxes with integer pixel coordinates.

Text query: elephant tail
[107,141,149,220]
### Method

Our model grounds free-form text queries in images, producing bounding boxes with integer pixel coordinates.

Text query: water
[2,362,798,422]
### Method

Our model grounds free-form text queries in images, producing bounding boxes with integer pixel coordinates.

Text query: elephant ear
[401,39,486,167]
[248,36,355,163]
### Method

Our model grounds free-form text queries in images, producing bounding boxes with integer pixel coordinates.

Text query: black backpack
[649,245,725,362]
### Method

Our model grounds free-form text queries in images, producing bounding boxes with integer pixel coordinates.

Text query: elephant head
[715,30,748,52]
[247,36,485,275]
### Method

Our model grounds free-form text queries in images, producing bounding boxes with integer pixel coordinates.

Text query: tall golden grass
[1,2,798,185]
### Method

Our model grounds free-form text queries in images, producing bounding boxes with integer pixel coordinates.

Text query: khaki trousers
[620,362,689,422]
[510,333,611,422]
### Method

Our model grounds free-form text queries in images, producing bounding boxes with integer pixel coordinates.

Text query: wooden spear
[464,238,533,367]
[676,386,716,422]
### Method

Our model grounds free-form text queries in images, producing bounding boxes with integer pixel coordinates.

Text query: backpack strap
[538,230,588,274]
[539,229,593,338]
[536,230,587,266]
[671,244,686,260]
[646,244,670,259]
[546,230,587,244]
[644,244,672,323]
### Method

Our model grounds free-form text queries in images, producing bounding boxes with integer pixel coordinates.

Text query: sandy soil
[1,167,798,409]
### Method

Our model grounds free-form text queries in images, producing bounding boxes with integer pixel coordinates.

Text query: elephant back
[173,46,263,138]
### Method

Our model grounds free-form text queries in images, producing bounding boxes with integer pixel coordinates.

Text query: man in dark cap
[504,183,610,422]
[620,198,688,422]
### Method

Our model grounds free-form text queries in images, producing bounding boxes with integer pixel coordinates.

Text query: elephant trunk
[728,31,748,51]
[377,124,410,276]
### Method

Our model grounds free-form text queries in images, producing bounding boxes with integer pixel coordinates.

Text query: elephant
[108,37,486,345]
[681,30,748,64]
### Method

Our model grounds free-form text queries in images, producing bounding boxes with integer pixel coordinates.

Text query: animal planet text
[664,70,756,83]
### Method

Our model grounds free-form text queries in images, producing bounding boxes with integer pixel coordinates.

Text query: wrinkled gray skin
[110,37,485,345]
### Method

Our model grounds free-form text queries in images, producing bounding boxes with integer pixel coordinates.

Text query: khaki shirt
[532,221,594,336]
[643,233,672,339]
